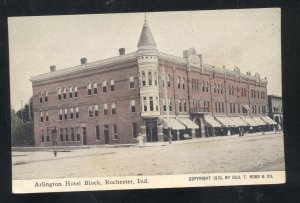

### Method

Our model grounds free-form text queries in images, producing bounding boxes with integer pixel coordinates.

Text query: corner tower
[137,18,161,142]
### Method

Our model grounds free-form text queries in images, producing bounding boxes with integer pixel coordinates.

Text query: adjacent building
[268,95,283,127]
[30,18,277,146]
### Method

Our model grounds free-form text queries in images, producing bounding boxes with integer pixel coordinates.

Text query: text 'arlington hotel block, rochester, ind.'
[30,17,277,146]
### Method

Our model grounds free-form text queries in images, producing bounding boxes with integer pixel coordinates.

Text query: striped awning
[162,118,185,130]
[260,116,277,125]
[215,116,236,127]
[204,116,222,127]
[177,118,199,129]
[229,117,248,126]
[252,117,267,126]
[241,117,259,126]
[243,104,251,112]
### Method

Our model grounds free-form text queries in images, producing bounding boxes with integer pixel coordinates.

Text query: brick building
[30,19,277,146]
[268,95,283,127]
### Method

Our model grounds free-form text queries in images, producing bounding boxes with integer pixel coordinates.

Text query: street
[12,133,285,180]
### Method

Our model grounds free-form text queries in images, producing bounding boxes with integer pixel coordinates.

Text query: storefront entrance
[195,118,202,138]
[146,120,158,142]
[82,127,87,145]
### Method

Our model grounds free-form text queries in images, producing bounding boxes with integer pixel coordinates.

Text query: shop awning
[229,117,248,126]
[241,117,259,126]
[215,116,236,127]
[162,118,185,130]
[243,104,251,112]
[260,116,277,125]
[177,118,199,129]
[252,117,267,126]
[204,116,222,127]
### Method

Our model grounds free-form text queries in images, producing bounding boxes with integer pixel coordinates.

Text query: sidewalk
[12,131,280,152]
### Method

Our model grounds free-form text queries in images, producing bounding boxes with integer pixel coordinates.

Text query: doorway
[104,125,109,144]
[82,127,87,145]
[195,118,202,138]
[146,120,158,142]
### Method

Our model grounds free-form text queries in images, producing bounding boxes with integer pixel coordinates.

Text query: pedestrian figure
[168,130,172,144]
[137,133,144,147]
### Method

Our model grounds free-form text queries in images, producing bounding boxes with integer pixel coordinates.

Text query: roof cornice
[30,52,137,83]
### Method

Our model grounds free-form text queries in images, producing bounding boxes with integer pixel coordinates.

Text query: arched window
[178,100,182,112]
[162,99,166,111]
[63,87,67,99]
[111,80,115,91]
[111,102,116,114]
[167,75,171,87]
[177,77,180,89]
[70,108,74,119]
[154,72,157,86]
[58,88,62,100]
[182,77,185,89]
[148,72,152,85]
[94,105,99,116]
[196,79,199,90]
[44,91,48,102]
[221,84,223,94]
[229,85,231,95]
[183,100,187,112]
[40,112,43,122]
[74,86,78,97]
[69,86,73,98]
[202,81,205,92]
[142,72,146,86]
[232,86,234,96]
[102,81,107,92]
[257,90,260,98]
[129,76,134,88]
[64,109,68,120]
[39,92,43,103]
[214,83,216,93]
[87,84,92,95]
[131,100,136,112]
[93,83,97,94]
[217,84,220,94]
[103,103,108,115]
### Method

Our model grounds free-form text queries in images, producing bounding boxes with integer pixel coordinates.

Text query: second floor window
[69,86,73,98]
[45,111,49,121]
[149,97,154,111]
[110,80,115,91]
[64,109,68,120]
[44,91,48,102]
[167,75,171,87]
[169,99,172,111]
[59,109,63,120]
[40,112,43,122]
[103,103,108,115]
[94,105,99,116]
[58,89,62,100]
[63,88,67,99]
[74,86,78,97]
[142,72,146,86]
[143,97,147,112]
[131,100,136,112]
[179,100,182,112]
[111,103,116,114]
[129,76,134,88]
[87,83,92,95]
[182,78,185,89]
[102,81,107,93]
[70,108,74,119]
[183,100,187,112]
[148,72,152,85]
[93,83,97,94]
[162,99,166,111]
[75,107,79,118]
[89,105,93,117]
[177,77,180,89]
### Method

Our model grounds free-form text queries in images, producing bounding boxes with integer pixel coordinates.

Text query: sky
[8,8,281,111]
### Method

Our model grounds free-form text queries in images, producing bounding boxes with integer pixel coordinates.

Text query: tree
[11,97,35,147]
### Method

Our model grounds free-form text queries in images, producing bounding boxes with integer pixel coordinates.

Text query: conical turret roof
[137,20,156,50]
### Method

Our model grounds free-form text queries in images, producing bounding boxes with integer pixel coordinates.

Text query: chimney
[80,58,87,65]
[119,48,125,55]
[50,65,56,72]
